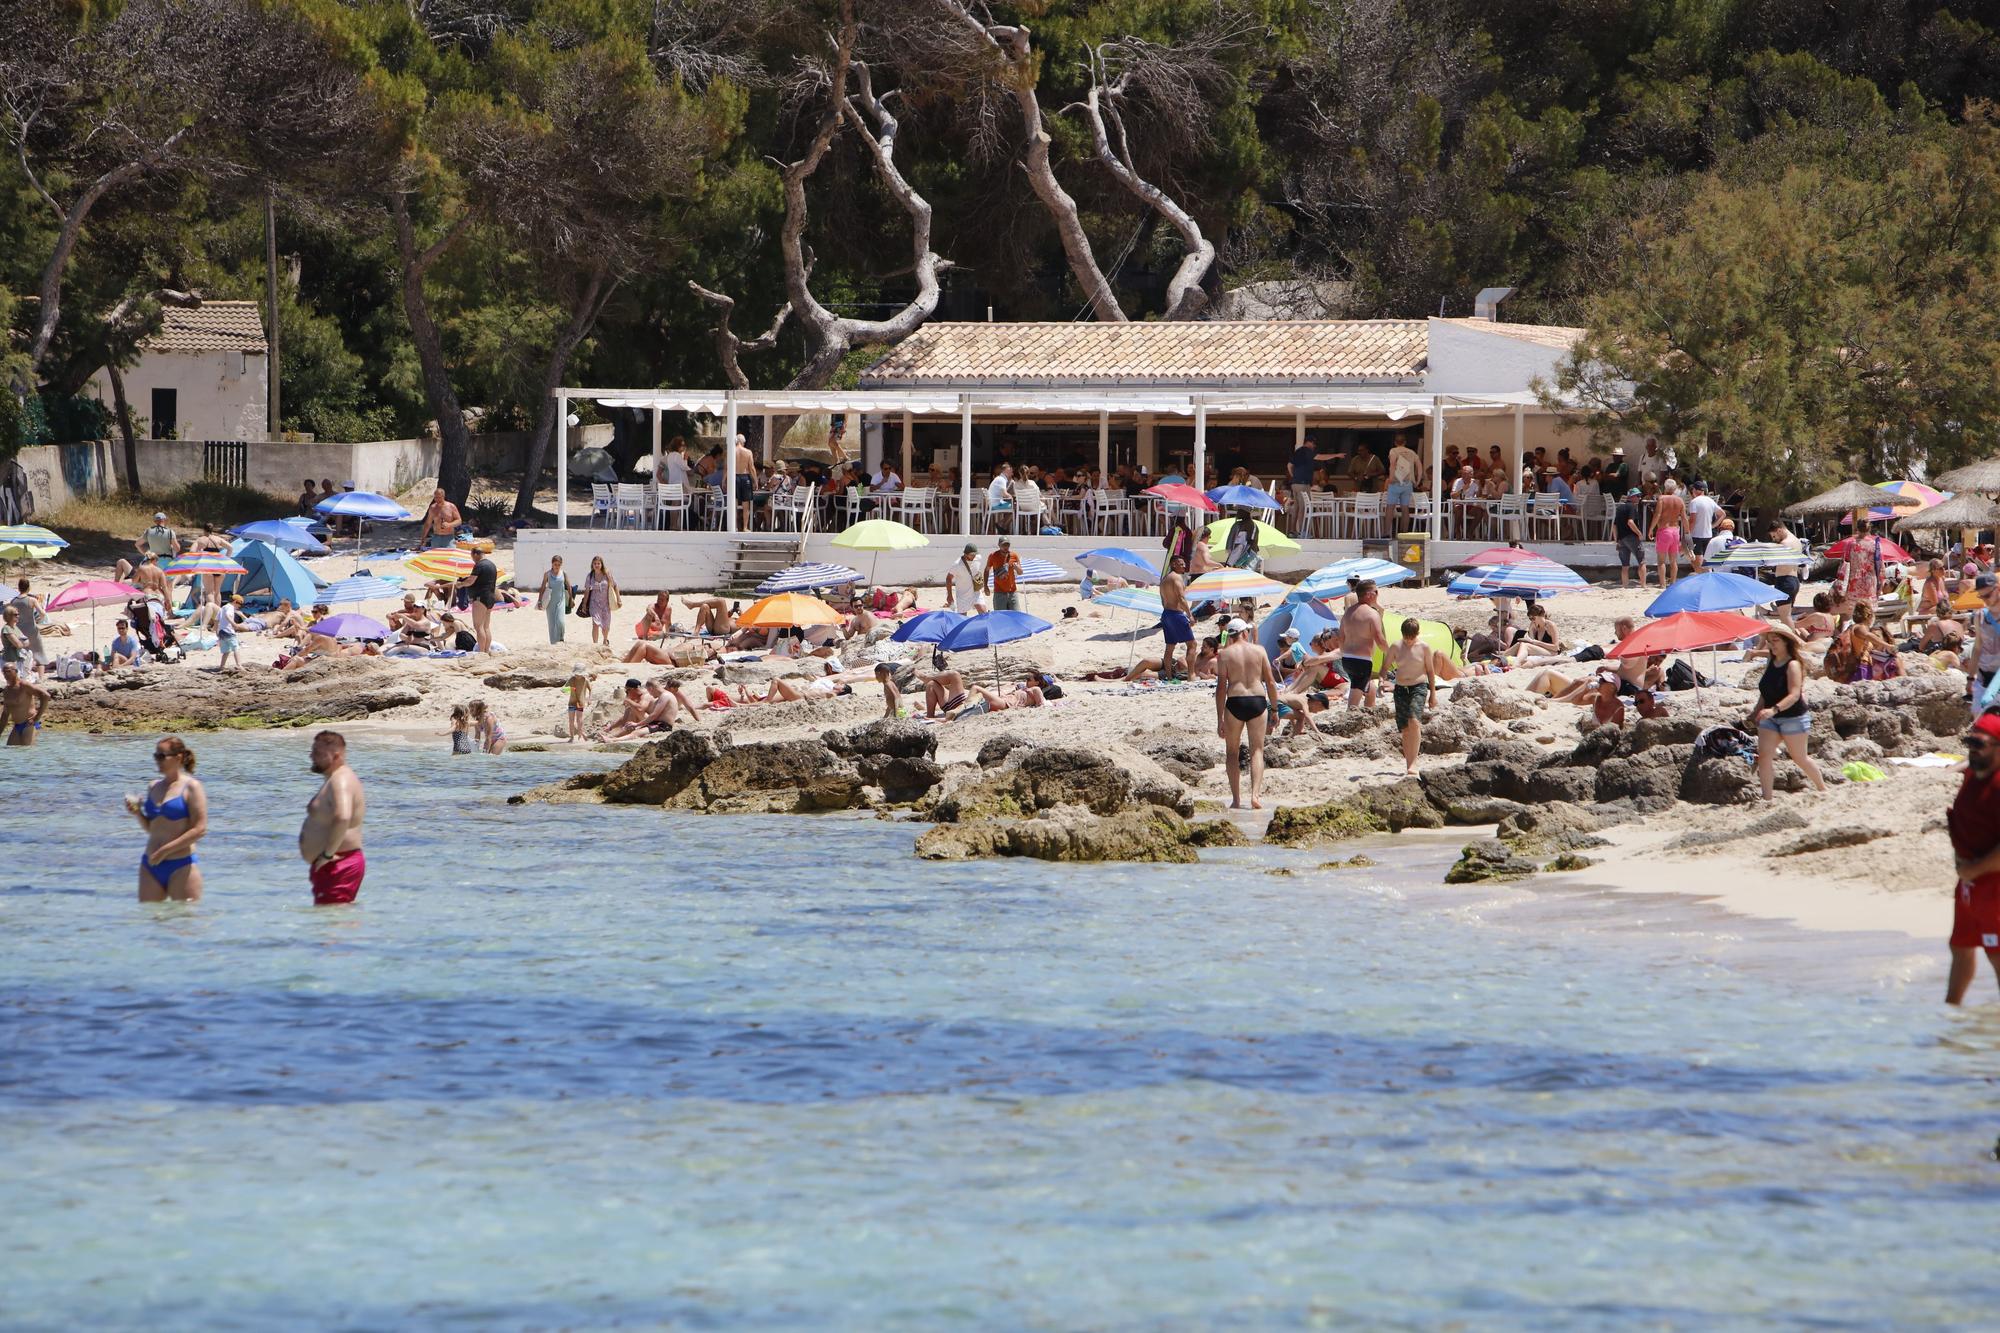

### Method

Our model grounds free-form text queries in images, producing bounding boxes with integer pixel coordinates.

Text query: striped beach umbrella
[164,553,248,577]
[0,524,68,550]
[1863,480,1944,520]
[1446,557,1589,599]
[1704,541,1806,568]
[0,543,61,561]
[1296,557,1415,597]
[755,561,864,594]
[1645,570,1785,616]
[1185,568,1288,603]
[318,574,405,605]
[1015,557,1066,583]
[405,549,476,582]
[1091,587,1165,616]
[1075,547,1158,582]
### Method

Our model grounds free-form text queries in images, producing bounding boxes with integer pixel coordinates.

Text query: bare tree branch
[688,282,794,392]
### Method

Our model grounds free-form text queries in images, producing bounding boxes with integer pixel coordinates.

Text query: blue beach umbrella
[1645,570,1785,616]
[318,574,404,606]
[891,609,966,644]
[314,490,413,521]
[938,609,1055,687]
[1091,587,1165,616]
[1258,593,1341,663]
[229,519,329,554]
[1075,547,1158,583]
[1206,484,1283,511]
[1296,557,1414,597]
[1016,557,1066,583]
[757,561,864,594]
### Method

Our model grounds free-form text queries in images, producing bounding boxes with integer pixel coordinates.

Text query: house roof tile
[143,301,268,353]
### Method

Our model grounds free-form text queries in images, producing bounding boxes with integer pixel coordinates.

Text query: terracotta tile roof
[1437,318,1584,351]
[860,320,1430,387]
[143,301,268,353]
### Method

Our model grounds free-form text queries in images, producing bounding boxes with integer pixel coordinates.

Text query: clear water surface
[4,734,1999,1330]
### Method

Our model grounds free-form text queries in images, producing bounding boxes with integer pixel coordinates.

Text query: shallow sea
[4,733,2000,1330]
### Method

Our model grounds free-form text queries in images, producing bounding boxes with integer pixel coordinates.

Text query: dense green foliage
[3,0,1996,501]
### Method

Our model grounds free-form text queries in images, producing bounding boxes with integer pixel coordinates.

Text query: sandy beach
[16,527,1966,945]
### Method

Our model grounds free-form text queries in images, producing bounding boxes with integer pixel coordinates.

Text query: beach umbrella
[1185,568,1288,603]
[569,447,617,481]
[1859,480,1945,521]
[936,609,1054,687]
[405,548,477,582]
[831,517,929,585]
[1075,547,1158,582]
[738,591,844,629]
[1446,557,1588,599]
[1144,482,1217,512]
[1297,557,1415,597]
[1454,544,1554,567]
[0,524,68,550]
[1206,484,1283,510]
[0,542,61,561]
[1893,492,2000,533]
[314,490,412,521]
[1610,610,1768,658]
[1645,570,1786,616]
[1936,458,2000,493]
[1204,517,1301,555]
[228,520,328,554]
[164,553,248,578]
[891,609,966,644]
[1704,541,1807,568]
[46,579,142,652]
[318,574,405,606]
[1823,535,1915,564]
[313,612,391,641]
[1015,557,1066,583]
[1091,587,1167,672]
[1783,480,1921,518]
[1258,594,1341,664]
[756,561,865,594]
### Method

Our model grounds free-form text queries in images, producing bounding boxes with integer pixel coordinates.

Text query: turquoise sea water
[4,734,1999,1330]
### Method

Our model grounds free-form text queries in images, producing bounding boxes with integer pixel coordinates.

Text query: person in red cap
[1947,710,2000,1003]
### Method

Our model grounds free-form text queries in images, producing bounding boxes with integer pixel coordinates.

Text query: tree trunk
[1080,82,1216,320]
[106,360,141,493]
[392,195,474,504]
[512,268,616,520]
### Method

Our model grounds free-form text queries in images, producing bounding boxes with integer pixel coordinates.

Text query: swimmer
[298,730,366,905]
[123,735,207,902]
[469,698,505,754]
[3,662,50,745]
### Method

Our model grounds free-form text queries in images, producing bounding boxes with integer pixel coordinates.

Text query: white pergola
[552,386,1550,539]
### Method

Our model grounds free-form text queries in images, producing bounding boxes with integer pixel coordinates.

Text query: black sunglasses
[152,750,172,760]
[1965,737,1994,750]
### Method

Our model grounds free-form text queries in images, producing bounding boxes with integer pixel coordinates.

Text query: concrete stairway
[718,534,805,597]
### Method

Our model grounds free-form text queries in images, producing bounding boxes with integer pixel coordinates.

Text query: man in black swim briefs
[1214,617,1279,810]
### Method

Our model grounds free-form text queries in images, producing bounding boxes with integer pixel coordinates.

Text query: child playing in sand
[564,666,590,742]
[469,699,506,754]
[447,704,474,754]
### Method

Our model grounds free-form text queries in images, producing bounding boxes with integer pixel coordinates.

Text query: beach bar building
[519,314,1623,590]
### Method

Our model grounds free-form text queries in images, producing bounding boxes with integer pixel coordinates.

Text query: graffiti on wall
[60,440,100,498]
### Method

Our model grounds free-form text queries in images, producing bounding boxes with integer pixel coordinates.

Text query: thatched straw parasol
[1934,457,2000,493]
[1893,491,2000,532]
[1783,480,1923,517]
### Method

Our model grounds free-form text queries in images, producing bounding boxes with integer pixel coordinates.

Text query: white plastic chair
[891,487,935,532]
[1348,493,1384,540]
[655,483,690,530]
[1091,489,1133,536]
[1011,481,1047,534]
[1304,492,1342,539]
[613,483,648,530]
[1528,493,1563,541]
[588,483,615,529]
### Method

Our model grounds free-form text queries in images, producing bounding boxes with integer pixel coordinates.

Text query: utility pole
[265,186,281,440]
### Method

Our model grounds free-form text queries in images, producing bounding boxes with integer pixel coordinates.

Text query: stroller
[125,597,182,662]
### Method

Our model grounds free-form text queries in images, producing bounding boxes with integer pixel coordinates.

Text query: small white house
[89,300,269,441]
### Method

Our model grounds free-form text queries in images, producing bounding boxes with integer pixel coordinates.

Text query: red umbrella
[1456,545,1560,567]
[1608,611,1768,658]
[1144,483,1218,512]
[1824,535,1914,564]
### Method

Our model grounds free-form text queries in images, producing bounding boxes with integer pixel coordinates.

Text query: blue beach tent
[225,539,326,610]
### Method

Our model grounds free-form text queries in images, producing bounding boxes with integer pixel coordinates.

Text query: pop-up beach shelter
[226,539,325,610]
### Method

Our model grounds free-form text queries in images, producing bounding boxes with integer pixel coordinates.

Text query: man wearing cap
[1616,486,1648,584]
[1214,615,1279,809]
[1159,555,1192,680]
[984,536,1022,612]
[1947,710,2000,1003]
[136,513,180,561]
[946,543,981,614]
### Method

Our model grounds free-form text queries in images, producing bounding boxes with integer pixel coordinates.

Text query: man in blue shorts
[1158,556,1193,680]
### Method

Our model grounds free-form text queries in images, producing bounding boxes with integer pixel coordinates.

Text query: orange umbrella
[738,592,844,628]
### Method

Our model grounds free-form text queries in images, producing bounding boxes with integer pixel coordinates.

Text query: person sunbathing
[951,681,1045,719]
[1794,593,1838,642]
[623,638,716,666]
[265,601,309,639]
[864,586,919,615]
[681,597,737,636]
[920,668,967,718]
[735,661,874,705]
[635,593,674,641]
[638,680,693,731]
[1085,639,1220,683]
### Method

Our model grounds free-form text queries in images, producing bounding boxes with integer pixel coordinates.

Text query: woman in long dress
[537,554,570,644]
[583,555,620,647]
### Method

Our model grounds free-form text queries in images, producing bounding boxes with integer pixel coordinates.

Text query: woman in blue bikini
[123,735,208,902]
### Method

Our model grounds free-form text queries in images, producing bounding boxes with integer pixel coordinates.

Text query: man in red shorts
[298,730,367,905]
[1947,711,2000,1003]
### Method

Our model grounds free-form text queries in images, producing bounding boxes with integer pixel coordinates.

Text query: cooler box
[1362,532,1430,584]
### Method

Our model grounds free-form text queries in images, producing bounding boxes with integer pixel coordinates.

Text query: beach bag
[1821,630,1860,683]
[452,629,476,651]
[1852,649,1902,682]
[1695,725,1753,761]
[1572,644,1606,663]
[1663,659,1710,691]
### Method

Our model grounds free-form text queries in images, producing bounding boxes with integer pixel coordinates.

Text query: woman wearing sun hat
[1748,623,1826,800]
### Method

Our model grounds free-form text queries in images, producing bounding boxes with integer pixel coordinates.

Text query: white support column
[762,412,775,465]
[959,395,974,540]
[722,393,739,534]
[650,406,662,483]
[1097,410,1110,482]
[901,411,914,487]
[1511,403,1526,495]
[1427,399,1444,541]
[555,391,568,530]
[1294,412,1306,451]
[1192,399,1208,493]
[1137,413,1157,476]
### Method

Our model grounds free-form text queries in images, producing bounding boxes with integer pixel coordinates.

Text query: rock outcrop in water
[916,805,1242,863]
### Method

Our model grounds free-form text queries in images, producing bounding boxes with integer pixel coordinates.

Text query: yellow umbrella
[738,592,844,629]
[0,543,61,562]
[1205,517,1301,555]
[830,518,929,584]
[406,549,477,581]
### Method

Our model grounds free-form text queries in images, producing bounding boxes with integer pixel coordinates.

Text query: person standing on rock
[1159,556,1193,681]
[1384,617,1436,776]
[299,730,366,906]
[1748,625,1824,800]
[1340,579,1388,711]
[1946,710,2000,1004]
[1215,616,1278,810]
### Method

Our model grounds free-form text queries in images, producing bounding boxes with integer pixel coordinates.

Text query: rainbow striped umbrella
[1860,480,1946,521]
[164,553,248,577]
[405,549,476,581]
[1185,568,1288,603]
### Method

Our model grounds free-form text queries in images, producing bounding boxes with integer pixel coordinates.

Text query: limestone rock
[1496,802,1604,856]
[1525,766,1599,805]
[824,719,938,761]
[482,668,575,691]
[664,738,866,814]
[1447,676,1534,721]
[856,754,947,802]
[598,730,719,804]
[509,773,608,806]
[1443,795,1530,826]
[915,805,1205,863]
[1774,825,1893,856]
[1136,735,1216,784]
[976,734,1033,768]
[1265,778,1442,846]
[1679,755,1759,805]
[1444,838,1542,883]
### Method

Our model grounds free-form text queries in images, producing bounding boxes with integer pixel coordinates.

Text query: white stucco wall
[88,348,269,441]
